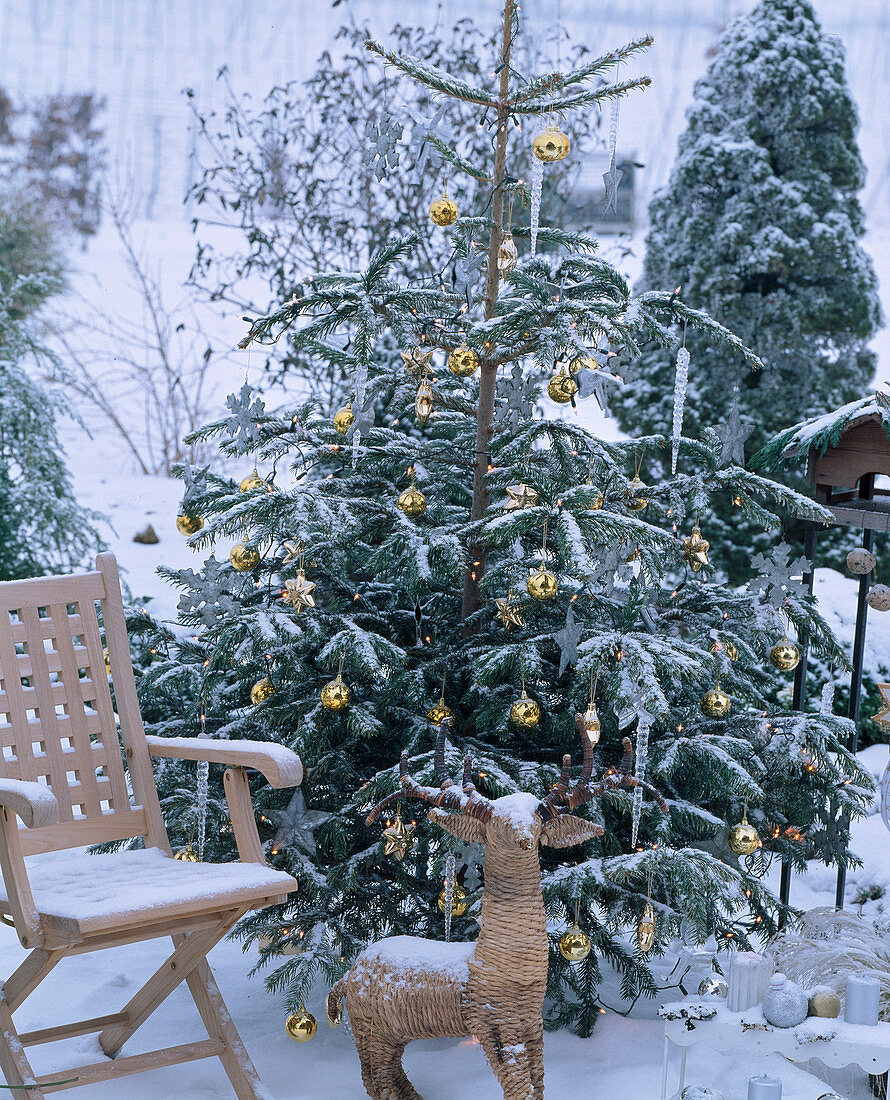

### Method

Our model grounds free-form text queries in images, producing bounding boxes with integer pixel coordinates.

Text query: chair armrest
[0,779,59,829]
[145,736,302,789]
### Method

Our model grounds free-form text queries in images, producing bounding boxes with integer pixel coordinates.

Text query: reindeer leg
[525,1016,545,1100]
[378,1041,422,1100]
[477,1024,535,1100]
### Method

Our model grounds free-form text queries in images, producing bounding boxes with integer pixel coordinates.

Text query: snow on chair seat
[0,847,297,934]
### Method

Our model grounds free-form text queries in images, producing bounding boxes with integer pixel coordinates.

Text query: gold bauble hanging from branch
[769,636,800,672]
[526,567,558,601]
[250,676,276,706]
[176,513,204,536]
[510,690,540,728]
[532,127,570,163]
[429,193,458,226]
[397,484,427,518]
[230,542,261,572]
[547,369,578,404]
[321,673,351,712]
[284,1008,317,1042]
[448,343,479,378]
[437,882,468,917]
[625,475,648,512]
[728,808,760,856]
[701,684,731,719]
[559,925,591,963]
[239,469,267,493]
[333,405,355,436]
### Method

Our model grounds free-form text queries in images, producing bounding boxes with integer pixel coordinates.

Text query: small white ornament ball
[698,975,729,999]
[761,972,809,1028]
[868,584,890,611]
[846,547,876,575]
[681,1088,725,1100]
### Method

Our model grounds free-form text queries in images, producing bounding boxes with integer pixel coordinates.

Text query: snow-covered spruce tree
[0,195,102,580]
[613,0,881,579]
[134,4,871,1036]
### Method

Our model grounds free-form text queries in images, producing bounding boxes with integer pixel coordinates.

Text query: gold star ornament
[382,817,416,861]
[873,683,890,729]
[504,483,539,510]
[282,571,317,613]
[281,540,303,565]
[682,526,710,572]
[400,347,434,376]
[495,593,525,631]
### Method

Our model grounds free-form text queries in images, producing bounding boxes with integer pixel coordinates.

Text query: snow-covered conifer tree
[134,2,871,1036]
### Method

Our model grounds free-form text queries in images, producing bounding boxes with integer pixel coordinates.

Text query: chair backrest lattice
[0,555,168,856]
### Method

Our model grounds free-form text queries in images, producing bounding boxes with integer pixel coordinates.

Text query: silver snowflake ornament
[363,110,403,181]
[224,383,266,452]
[267,789,332,858]
[749,543,811,608]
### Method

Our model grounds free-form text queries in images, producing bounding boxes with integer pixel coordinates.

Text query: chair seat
[0,847,297,934]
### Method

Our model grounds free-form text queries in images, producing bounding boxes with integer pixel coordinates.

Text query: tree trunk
[460,0,516,628]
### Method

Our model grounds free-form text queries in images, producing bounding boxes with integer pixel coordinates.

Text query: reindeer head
[367,715,666,854]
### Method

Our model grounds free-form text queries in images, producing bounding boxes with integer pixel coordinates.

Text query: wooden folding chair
[0,552,301,1098]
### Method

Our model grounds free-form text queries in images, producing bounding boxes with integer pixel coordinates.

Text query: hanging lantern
[415,379,434,425]
[581,703,601,745]
[636,901,656,953]
[497,232,519,277]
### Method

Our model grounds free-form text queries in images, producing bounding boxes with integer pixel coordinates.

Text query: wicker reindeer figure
[327,717,666,1100]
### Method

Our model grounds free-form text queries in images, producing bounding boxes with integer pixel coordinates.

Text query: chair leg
[99,915,237,1057]
[184,956,269,1100]
[0,995,44,1099]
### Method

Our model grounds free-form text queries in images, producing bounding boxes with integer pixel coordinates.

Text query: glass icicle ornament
[671,344,690,474]
[196,758,208,860]
[529,157,543,257]
[443,853,456,941]
[631,718,650,849]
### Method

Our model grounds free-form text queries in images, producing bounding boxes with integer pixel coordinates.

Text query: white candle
[844,974,881,1025]
[728,952,770,1011]
[747,1074,782,1099]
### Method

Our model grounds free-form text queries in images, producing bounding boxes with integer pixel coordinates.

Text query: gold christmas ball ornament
[637,901,656,953]
[701,685,731,719]
[427,699,453,725]
[526,567,558,602]
[397,485,427,518]
[728,810,759,856]
[448,344,479,378]
[510,690,541,728]
[868,584,890,612]
[847,547,876,575]
[285,1008,317,1043]
[333,405,355,436]
[321,673,351,711]
[497,232,519,277]
[415,379,434,426]
[176,513,204,536]
[251,676,276,706]
[174,843,200,862]
[581,704,601,746]
[532,126,570,163]
[547,369,578,404]
[626,475,648,512]
[429,193,458,227]
[808,989,841,1018]
[569,355,597,375]
[239,469,267,493]
[437,884,468,917]
[559,926,591,963]
[698,976,729,999]
[769,637,800,672]
[230,542,261,572]
[587,485,604,510]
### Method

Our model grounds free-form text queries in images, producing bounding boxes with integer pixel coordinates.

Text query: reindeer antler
[536,716,668,823]
[366,719,494,825]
